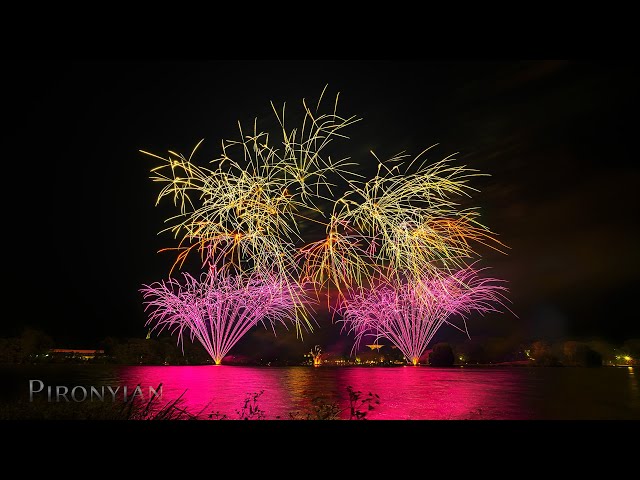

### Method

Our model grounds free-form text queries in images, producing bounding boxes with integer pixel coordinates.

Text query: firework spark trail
[317,150,507,288]
[270,86,363,205]
[339,266,510,365]
[141,268,306,365]
[141,89,361,278]
[297,214,382,305]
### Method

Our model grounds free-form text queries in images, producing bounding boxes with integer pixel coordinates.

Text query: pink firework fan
[339,266,510,365]
[141,268,306,365]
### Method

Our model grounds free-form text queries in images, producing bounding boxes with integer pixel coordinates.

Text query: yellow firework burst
[326,148,506,287]
[142,88,360,276]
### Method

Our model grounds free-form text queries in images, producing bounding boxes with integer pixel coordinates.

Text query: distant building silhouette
[49,348,105,361]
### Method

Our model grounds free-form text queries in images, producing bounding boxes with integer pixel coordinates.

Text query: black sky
[8,60,639,352]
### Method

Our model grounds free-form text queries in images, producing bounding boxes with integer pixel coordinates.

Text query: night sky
[9,60,639,354]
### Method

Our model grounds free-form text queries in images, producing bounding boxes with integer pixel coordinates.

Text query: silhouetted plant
[123,383,197,420]
[236,390,266,420]
[288,385,380,420]
[347,386,380,420]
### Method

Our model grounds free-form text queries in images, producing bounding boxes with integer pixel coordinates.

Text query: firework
[339,266,510,365]
[141,87,360,275]
[310,345,322,366]
[141,267,305,365]
[332,151,506,281]
[297,214,379,304]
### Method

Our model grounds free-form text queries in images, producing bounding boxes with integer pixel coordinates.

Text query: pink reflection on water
[115,366,531,419]
[119,366,289,418]
[335,366,529,419]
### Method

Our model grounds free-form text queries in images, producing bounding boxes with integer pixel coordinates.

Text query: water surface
[1,365,638,419]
